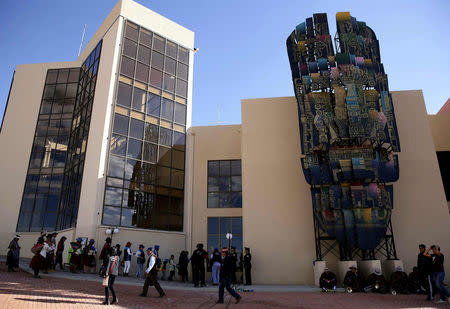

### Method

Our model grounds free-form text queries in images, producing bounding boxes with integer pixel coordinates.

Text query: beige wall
[428,113,450,152]
[241,97,317,284]
[237,91,449,285]
[0,61,79,255]
[74,15,122,242]
[189,125,242,254]
[392,90,450,275]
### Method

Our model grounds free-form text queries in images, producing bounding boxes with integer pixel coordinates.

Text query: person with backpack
[123,242,132,277]
[30,237,45,278]
[136,244,146,279]
[103,246,119,305]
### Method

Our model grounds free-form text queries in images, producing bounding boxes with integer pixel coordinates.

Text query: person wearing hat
[365,268,388,294]
[191,243,209,287]
[319,267,337,291]
[216,247,241,304]
[6,235,21,272]
[210,248,222,285]
[30,237,45,278]
[55,236,67,270]
[139,247,165,298]
[390,265,409,294]
[243,247,252,286]
[136,244,146,279]
[83,239,97,273]
[344,265,362,292]
[123,242,132,277]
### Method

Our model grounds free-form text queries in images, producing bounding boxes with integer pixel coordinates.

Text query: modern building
[0,0,449,285]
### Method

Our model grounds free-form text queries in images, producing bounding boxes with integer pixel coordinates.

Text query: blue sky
[0,0,449,128]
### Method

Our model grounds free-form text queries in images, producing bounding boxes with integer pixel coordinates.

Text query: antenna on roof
[218,104,220,124]
[78,24,87,57]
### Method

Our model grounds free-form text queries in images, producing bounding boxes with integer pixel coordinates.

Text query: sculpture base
[358,260,382,277]
[313,260,327,287]
[382,259,403,279]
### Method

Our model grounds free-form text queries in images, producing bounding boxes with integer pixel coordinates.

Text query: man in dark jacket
[216,248,241,304]
[320,268,337,291]
[99,237,113,274]
[191,243,208,287]
[344,266,362,292]
[390,266,409,294]
[417,244,433,300]
[243,247,252,285]
[431,245,450,304]
[229,247,238,284]
[365,268,388,294]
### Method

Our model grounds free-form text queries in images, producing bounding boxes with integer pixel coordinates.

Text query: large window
[207,160,242,208]
[16,68,80,232]
[57,41,103,230]
[101,21,190,232]
[207,217,243,253]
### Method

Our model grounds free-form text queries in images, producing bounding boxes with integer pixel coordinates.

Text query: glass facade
[207,217,243,253]
[16,41,102,232]
[102,21,189,231]
[57,41,103,230]
[207,160,242,208]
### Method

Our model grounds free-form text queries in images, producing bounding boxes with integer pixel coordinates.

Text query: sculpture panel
[286,13,400,251]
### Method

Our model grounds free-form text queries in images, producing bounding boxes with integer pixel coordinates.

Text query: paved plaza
[0,263,448,308]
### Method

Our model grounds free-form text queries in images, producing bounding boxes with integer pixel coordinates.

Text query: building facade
[0,1,449,284]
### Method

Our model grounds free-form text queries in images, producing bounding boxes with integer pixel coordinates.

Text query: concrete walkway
[14,258,324,293]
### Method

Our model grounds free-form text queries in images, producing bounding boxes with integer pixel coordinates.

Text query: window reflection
[102,21,188,231]
[207,160,242,208]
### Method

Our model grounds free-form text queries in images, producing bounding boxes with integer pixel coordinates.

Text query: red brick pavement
[0,263,447,308]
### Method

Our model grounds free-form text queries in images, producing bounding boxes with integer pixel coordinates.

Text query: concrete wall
[428,113,450,152]
[74,14,123,242]
[391,90,450,275]
[238,91,449,284]
[189,125,242,254]
[0,61,79,256]
[241,97,317,285]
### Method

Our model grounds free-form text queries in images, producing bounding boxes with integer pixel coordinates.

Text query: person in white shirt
[123,242,132,276]
[139,247,165,297]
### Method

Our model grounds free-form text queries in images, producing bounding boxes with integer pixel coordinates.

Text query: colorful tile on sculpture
[286,12,400,251]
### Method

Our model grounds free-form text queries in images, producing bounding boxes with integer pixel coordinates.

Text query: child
[160,260,168,280]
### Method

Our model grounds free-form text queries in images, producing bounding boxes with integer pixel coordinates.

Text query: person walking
[6,235,21,272]
[243,247,252,285]
[216,247,241,304]
[430,245,450,304]
[99,237,112,276]
[139,247,165,298]
[417,244,433,300]
[123,242,132,277]
[136,244,146,279]
[168,255,176,281]
[55,236,66,270]
[210,248,221,285]
[103,246,119,305]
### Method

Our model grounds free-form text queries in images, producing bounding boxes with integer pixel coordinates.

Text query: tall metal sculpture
[286,13,400,261]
